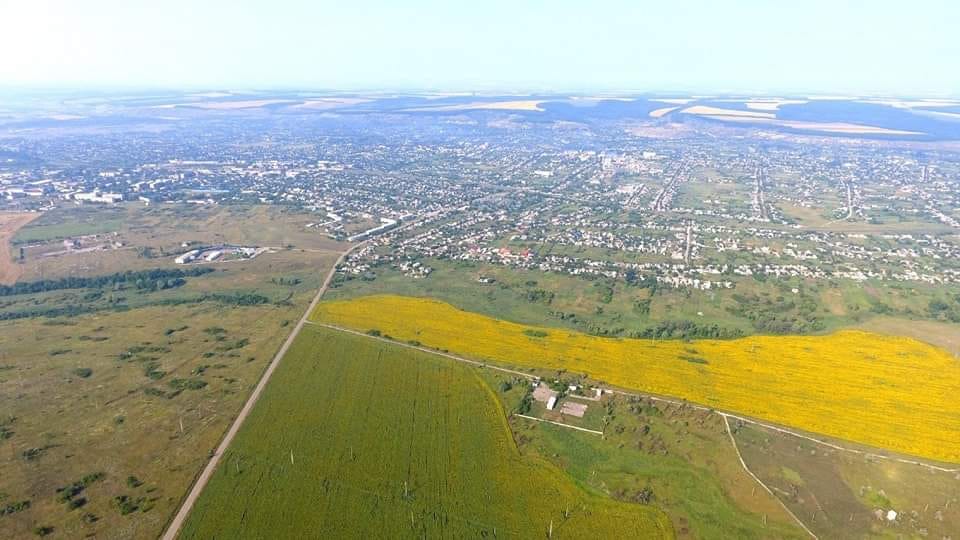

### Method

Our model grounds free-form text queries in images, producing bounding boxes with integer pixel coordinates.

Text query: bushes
[726,292,823,334]
[112,495,143,515]
[630,320,744,340]
[208,292,270,306]
[523,288,554,304]
[216,338,249,352]
[72,367,93,378]
[169,378,207,391]
[0,416,14,440]
[1,500,30,516]
[56,472,105,510]
[144,363,166,380]
[21,447,47,461]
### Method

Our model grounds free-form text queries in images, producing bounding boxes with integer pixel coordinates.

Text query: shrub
[169,378,207,391]
[72,367,93,378]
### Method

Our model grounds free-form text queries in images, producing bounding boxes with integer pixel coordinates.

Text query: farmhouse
[532,384,557,404]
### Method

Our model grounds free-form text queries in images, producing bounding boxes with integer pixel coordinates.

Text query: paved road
[161,245,358,540]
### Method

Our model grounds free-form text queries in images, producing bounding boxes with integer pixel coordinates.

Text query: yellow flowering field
[313,295,960,464]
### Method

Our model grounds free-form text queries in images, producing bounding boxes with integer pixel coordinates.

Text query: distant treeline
[0,267,215,297]
[0,290,271,322]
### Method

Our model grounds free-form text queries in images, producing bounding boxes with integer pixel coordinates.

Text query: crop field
[11,206,124,245]
[312,295,960,464]
[180,326,673,539]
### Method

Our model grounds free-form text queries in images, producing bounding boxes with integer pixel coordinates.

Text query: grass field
[0,301,313,539]
[14,203,342,281]
[312,295,960,464]
[180,326,673,539]
[328,255,960,345]
[0,204,343,538]
[733,421,960,538]
[1,212,39,284]
[12,206,124,245]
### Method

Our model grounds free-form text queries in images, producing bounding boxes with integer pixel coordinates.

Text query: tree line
[0,267,215,297]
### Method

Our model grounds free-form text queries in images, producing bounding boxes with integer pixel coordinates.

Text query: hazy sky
[2,0,958,95]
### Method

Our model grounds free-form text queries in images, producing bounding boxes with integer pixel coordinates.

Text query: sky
[1,0,958,95]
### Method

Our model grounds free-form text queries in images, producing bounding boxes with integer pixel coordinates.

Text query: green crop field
[180,326,673,539]
[12,206,126,244]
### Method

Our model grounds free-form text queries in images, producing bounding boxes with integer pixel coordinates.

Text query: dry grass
[313,295,960,463]
[857,317,960,356]
[0,212,38,284]
[0,297,326,538]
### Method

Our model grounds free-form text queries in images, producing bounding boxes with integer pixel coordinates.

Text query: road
[160,243,361,540]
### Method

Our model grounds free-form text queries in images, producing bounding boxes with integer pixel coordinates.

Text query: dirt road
[161,244,358,540]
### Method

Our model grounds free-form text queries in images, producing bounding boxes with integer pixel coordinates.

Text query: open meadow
[0,204,342,538]
[312,295,960,464]
[13,203,341,281]
[733,421,960,539]
[0,212,39,285]
[180,326,673,539]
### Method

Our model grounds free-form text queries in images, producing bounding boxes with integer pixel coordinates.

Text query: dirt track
[161,243,359,540]
[0,213,38,285]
